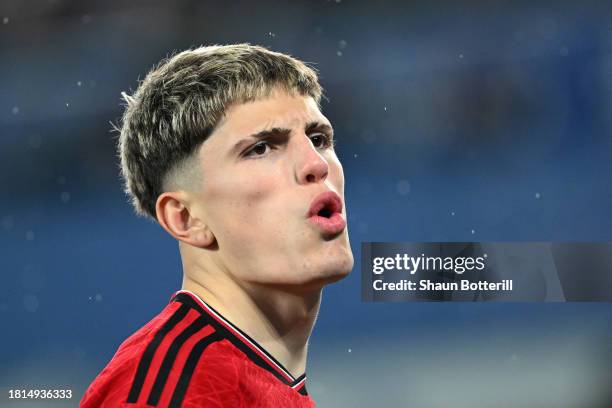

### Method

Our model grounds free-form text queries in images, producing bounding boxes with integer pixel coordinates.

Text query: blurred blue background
[1,1,612,407]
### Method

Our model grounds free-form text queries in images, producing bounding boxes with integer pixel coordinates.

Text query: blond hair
[118,44,322,220]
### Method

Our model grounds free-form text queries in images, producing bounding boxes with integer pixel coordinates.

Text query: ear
[155,191,215,248]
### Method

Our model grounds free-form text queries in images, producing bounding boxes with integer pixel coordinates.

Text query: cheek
[203,171,278,232]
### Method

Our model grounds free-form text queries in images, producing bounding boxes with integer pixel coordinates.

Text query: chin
[301,244,355,288]
[260,247,354,293]
[258,235,354,291]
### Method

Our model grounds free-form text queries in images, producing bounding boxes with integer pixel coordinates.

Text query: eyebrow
[229,120,334,156]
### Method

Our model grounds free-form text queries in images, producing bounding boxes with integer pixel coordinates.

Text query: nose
[294,136,329,184]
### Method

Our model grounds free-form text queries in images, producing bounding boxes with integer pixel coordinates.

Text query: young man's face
[191,88,354,290]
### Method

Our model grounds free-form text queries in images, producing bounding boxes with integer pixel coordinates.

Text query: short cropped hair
[118,44,323,221]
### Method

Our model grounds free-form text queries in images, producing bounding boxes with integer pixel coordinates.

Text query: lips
[307,191,346,235]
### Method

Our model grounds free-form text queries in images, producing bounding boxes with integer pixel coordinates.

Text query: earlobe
[155,192,215,248]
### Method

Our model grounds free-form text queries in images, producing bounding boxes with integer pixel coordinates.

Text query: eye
[244,141,271,157]
[310,133,333,149]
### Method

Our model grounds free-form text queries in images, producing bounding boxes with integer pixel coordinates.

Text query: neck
[181,272,322,378]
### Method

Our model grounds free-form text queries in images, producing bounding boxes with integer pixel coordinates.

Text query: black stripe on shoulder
[168,331,222,408]
[172,292,203,311]
[127,303,191,403]
[147,316,211,406]
[173,292,292,385]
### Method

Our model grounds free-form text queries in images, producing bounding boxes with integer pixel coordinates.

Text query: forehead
[206,89,329,147]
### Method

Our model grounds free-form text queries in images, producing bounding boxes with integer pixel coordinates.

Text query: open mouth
[308,191,342,218]
[318,207,333,218]
[307,191,346,235]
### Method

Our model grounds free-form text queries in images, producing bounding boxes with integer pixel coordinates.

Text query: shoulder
[80,294,315,408]
[79,301,186,407]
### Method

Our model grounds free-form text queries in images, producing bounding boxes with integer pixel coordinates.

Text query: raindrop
[60,192,71,203]
[2,17,9,24]
[11,106,19,115]
[77,81,82,87]
[535,192,541,199]
[396,180,411,196]
[471,229,475,234]
[338,40,347,48]
[336,50,343,57]
[25,230,34,241]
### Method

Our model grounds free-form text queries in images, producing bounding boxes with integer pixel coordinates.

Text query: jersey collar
[170,289,308,394]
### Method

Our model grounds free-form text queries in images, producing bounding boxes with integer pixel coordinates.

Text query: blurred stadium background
[1,0,612,406]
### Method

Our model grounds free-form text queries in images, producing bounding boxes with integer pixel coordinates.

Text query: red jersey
[80,290,314,407]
